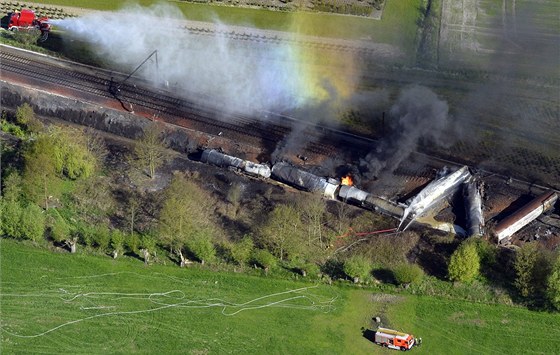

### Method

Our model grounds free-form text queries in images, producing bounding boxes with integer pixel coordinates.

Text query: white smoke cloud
[53,3,320,115]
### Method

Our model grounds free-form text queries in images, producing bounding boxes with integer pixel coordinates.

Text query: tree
[71,176,115,220]
[49,127,97,180]
[547,256,560,310]
[335,201,351,233]
[343,255,372,283]
[48,211,77,253]
[514,243,539,298]
[125,190,142,236]
[252,249,277,272]
[22,135,59,209]
[140,234,156,265]
[3,171,23,203]
[226,182,243,217]
[448,241,480,283]
[474,238,497,272]
[15,103,42,133]
[20,203,45,242]
[158,173,215,267]
[259,204,304,261]
[1,200,23,238]
[392,263,424,286]
[299,194,326,248]
[92,224,111,251]
[110,229,125,259]
[230,236,254,266]
[0,200,4,236]
[133,122,165,179]
[125,233,141,256]
[186,232,215,265]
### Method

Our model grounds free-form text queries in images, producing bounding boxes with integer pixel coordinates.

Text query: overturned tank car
[399,166,471,231]
[463,179,485,237]
[338,185,404,219]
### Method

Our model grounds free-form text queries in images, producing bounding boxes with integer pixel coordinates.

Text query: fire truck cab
[9,9,36,28]
[374,328,416,351]
[8,9,50,38]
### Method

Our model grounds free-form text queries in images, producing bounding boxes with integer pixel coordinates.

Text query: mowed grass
[29,0,421,49]
[2,239,559,354]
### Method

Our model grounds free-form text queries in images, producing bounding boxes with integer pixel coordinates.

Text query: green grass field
[2,239,559,354]
[24,0,421,50]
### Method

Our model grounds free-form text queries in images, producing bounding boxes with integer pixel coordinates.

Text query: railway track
[1,45,558,191]
[0,45,380,159]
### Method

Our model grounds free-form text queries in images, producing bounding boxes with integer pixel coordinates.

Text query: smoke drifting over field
[53,4,358,117]
[360,85,450,177]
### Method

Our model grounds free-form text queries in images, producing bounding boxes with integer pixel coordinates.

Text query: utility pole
[109,50,159,96]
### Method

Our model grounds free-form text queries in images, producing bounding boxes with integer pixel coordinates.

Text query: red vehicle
[374,328,420,351]
[8,9,50,41]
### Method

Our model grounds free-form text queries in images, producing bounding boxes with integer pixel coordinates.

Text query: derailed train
[201,149,406,219]
[199,149,558,241]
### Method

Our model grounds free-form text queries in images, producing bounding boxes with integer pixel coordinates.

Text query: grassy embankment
[2,239,559,354]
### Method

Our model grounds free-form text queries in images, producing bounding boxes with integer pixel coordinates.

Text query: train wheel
[400,347,406,351]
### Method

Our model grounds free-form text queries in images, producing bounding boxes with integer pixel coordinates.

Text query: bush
[301,262,321,278]
[77,225,94,247]
[1,201,23,238]
[343,255,372,283]
[230,236,253,265]
[92,225,111,251]
[110,229,125,258]
[20,204,45,242]
[125,233,140,255]
[392,263,424,285]
[187,233,216,264]
[11,29,41,45]
[448,241,480,283]
[547,256,560,310]
[1,120,26,138]
[514,243,539,298]
[48,211,71,243]
[252,249,277,270]
[475,238,497,269]
[16,103,42,133]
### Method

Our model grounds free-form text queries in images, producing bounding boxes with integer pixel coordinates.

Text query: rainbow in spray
[285,12,359,107]
[52,4,359,116]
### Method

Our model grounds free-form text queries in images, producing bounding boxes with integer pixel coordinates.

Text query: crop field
[2,239,560,354]
[439,0,560,74]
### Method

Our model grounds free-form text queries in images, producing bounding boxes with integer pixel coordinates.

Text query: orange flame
[341,175,353,186]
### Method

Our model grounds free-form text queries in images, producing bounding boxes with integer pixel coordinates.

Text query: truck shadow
[362,328,376,344]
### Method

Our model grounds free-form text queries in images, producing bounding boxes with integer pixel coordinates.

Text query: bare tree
[299,195,326,248]
[259,204,304,261]
[133,122,165,179]
[158,172,215,267]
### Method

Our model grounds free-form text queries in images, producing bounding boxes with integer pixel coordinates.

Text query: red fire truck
[374,327,420,351]
[8,9,51,41]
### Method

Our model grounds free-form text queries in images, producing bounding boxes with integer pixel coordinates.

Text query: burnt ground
[1,42,559,253]
[2,76,560,253]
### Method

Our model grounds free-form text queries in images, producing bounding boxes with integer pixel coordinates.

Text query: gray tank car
[463,179,484,237]
[200,149,271,178]
[271,162,338,199]
[338,185,403,219]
